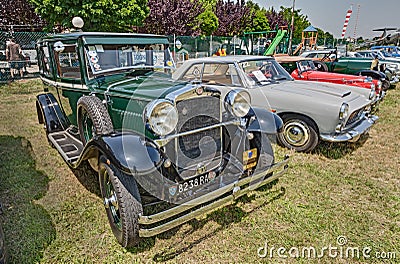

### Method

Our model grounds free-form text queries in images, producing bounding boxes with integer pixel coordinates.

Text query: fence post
[210,35,213,57]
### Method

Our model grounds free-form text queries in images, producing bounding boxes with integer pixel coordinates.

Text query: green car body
[35,32,289,247]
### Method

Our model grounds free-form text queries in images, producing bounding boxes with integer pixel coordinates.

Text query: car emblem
[197,163,206,174]
[196,86,204,95]
[169,185,177,196]
[182,107,188,116]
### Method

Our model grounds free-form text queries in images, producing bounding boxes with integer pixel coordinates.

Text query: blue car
[371,45,400,58]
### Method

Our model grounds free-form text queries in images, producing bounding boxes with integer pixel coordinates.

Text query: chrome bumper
[138,155,290,237]
[320,115,378,143]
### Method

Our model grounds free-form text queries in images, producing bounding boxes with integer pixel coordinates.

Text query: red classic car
[275,56,383,95]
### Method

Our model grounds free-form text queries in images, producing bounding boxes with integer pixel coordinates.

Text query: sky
[252,0,399,39]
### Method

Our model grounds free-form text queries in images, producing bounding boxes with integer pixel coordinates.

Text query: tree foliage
[0,0,46,31]
[266,7,288,32]
[278,6,310,41]
[29,0,148,32]
[196,10,219,36]
[214,0,254,36]
[246,8,270,33]
[142,0,204,36]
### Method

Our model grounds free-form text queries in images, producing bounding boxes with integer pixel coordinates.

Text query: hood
[304,70,366,82]
[268,80,354,98]
[98,72,190,101]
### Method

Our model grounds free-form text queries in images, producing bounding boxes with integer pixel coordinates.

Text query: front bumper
[320,115,378,143]
[138,155,290,237]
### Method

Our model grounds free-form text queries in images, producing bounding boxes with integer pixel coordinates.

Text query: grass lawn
[0,79,399,263]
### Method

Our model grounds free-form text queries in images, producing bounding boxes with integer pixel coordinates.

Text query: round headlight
[224,90,251,117]
[144,100,178,136]
[339,103,349,120]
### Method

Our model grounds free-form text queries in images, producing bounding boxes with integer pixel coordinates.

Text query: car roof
[38,31,168,43]
[274,55,308,63]
[180,55,274,64]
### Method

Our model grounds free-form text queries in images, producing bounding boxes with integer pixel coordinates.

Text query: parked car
[299,49,398,90]
[371,45,400,58]
[355,50,400,74]
[275,55,384,97]
[173,56,378,153]
[35,32,289,247]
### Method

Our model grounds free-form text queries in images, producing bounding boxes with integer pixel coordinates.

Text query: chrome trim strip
[155,120,240,147]
[41,76,87,89]
[138,155,289,237]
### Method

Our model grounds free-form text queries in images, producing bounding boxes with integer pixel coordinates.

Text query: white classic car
[173,55,378,152]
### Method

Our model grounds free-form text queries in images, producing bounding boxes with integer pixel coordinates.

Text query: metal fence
[0,31,305,83]
[1,31,48,82]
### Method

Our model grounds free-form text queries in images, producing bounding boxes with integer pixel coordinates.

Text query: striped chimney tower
[341,7,353,39]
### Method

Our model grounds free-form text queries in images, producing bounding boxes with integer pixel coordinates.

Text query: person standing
[370,54,379,71]
[6,38,24,79]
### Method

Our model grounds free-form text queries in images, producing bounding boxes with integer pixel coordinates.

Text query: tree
[0,0,46,31]
[278,6,310,41]
[142,0,205,36]
[214,0,254,36]
[246,8,270,33]
[29,0,148,32]
[197,10,219,36]
[265,7,287,32]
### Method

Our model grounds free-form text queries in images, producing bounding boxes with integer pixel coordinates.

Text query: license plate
[243,148,258,170]
[178,173,211,193]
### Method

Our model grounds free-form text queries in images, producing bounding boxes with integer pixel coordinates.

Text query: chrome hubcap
[284,121,309,147]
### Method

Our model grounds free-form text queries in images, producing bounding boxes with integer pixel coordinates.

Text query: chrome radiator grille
[346,108,364,127]
[166,95,223,180]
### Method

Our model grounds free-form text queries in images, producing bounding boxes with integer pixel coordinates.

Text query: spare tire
[313,61,328,72]
[77,96,114,145]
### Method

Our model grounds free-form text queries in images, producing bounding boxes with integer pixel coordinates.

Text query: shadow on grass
[0,136,55,263]
[313,132,370,159]
[150,180,285,262]
[71,161,101,197]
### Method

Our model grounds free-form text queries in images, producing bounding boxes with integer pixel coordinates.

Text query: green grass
[0,79,399,263]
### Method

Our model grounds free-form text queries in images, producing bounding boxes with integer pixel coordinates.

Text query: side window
[181,63,203,81]
[54,44,81,80]
[38,45,53,79]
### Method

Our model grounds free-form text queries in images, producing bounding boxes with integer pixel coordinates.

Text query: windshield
[297,60,316,72]
[239,59,293,86]
[84,43,175,77]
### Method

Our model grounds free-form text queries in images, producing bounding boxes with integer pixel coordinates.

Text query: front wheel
[98,156,143,247]
[277,114,319,152]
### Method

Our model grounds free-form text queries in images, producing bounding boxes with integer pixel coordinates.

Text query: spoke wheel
[277,114,319,152]
[99,156,143,248]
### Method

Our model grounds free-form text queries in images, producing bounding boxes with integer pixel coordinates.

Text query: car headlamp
[339,103,349,120]
[224,90,251,117]
[144,100,178,136]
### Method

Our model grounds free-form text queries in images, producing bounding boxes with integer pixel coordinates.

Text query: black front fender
[82,132,163,175]
[246,107,283,134]
[36,93,70,134]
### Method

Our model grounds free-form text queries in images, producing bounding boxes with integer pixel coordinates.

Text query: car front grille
[346,108,364,127]
[165,95,223,180]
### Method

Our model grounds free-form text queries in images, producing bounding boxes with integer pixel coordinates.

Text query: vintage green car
[35,32,289,247]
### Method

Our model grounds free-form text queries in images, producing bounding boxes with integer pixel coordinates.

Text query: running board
[48,131,83,164]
